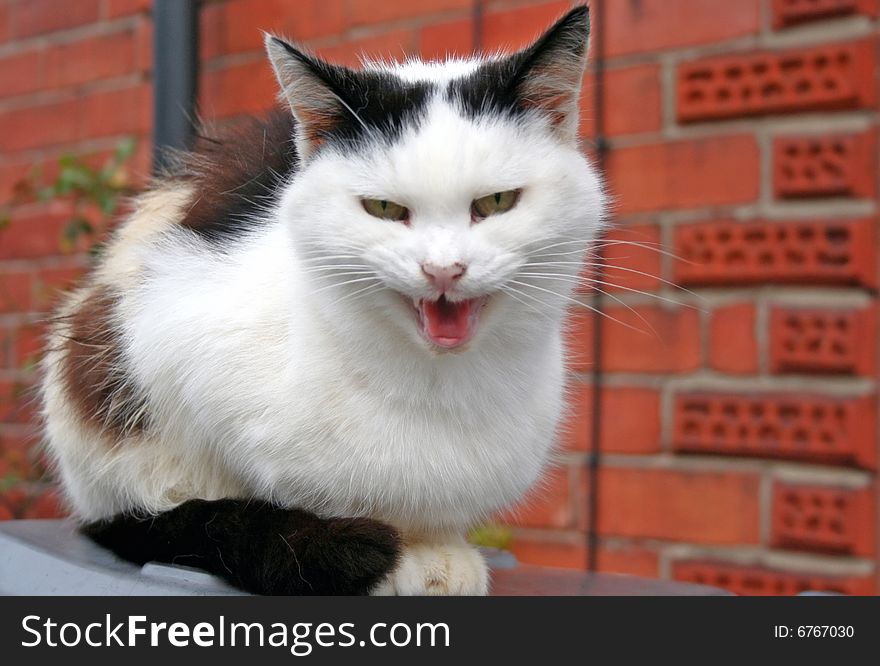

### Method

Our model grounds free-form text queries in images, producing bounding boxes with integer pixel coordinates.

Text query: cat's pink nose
[422,262,466,292]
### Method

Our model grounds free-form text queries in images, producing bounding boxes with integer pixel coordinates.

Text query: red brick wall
[1,1,878,595]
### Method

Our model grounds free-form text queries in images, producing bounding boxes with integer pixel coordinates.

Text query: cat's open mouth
[411,295,488,349]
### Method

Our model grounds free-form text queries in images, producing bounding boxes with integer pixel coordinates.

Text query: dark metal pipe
[152,0,199,172]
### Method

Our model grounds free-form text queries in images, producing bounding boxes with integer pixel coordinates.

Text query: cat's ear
[264,34,352,159]
[510,6,590,142]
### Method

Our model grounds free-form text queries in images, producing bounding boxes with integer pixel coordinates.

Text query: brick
[135,15,152,73]
[0,98,80,152]
[481,2,572,51]
[709,303,758,374]
[45,30,137,89]
[673,218,876,288]
[419,18,474,60]
[14,325,43,367]
[581,65,663,138]
[78,84,152,139]
[0,205,79,260]
[596,545,659,577]
[772,483,875,556]
[0,327,12,369]
[772,0,878,28]
[677,40,877,123]
[32,266,83,311]
[349,0,470,28]
[605,65,662,137]
[0,380,15,422]
[673,560,875,595]
[23,488,65,519]
[0,161,34,204]
[0,379,35,424]
[0,3,9,45]
[562,385,661,454]
[0,487,28,519]
[0,272,31,314]
[315,29,419,68]
[773,131,876,200]
[508,538,587,570]
[770,306,875,375]
[565,308,595,372]
[105,0,152,18]
[596,225,663,293]
[605,0,760,58]
[0,431,38,479]
[606,135,759,214]
[501,466,572,529]
[0,50,44,97]
[599,306,701,373]
[673,393,877,469]
[201,0,346,60]
[510,538,659,576]
[201,60,277,119]
[12,0,100,38]
[596,467,761,544]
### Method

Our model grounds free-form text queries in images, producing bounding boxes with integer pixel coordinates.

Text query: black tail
[82,499,401,595]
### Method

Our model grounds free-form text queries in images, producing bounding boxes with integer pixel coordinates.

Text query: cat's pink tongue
[420,296,476,348]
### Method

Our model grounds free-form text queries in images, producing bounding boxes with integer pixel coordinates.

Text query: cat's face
[271,7,604,353]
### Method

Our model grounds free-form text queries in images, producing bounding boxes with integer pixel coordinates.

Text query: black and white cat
[40,6,604,595]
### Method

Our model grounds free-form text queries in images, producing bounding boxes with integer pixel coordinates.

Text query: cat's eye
[361,198,409,222]
[471,189,520,220]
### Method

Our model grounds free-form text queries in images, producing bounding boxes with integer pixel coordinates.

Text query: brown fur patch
[62,287,150,438]
[170,110,298,243]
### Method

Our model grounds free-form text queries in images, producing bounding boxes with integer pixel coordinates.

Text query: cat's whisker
[310,276,381,296]
[593,239,697,264]
[300,264,373,273]
[520,260,705,301]
[507,279,650,335]
[325,282,385,310]
[518,273,660,335]
[498,285,558,323]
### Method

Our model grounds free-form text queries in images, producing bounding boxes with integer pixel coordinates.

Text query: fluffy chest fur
[124,221,567,533]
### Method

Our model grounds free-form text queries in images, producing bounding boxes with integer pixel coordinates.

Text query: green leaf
[113,137,136,163]
[61,217,94,250]
[468,524,513,550]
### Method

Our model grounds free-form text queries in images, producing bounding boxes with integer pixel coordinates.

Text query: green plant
[469,523,513,550]
[0,138,138,499]
[0,137,137,253]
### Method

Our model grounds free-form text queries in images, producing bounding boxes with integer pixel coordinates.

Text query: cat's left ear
[264,34,353,160]
[510,6,590,142]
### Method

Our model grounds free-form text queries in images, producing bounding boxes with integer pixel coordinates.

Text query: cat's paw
[371,542,489,596]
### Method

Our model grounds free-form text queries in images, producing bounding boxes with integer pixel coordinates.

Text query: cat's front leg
[371,536,489,596]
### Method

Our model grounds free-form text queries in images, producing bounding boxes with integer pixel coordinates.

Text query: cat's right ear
[264,35,348,160]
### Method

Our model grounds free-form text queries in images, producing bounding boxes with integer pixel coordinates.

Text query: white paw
[372,542,489,596]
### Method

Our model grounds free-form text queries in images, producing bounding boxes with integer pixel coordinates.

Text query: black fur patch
[447,6,589,122]
[82,499,401,595]
[271,39,432,153]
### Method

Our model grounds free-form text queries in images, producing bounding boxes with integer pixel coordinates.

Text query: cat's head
[267,6,604,354]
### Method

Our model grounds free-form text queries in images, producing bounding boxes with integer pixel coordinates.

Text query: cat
[39,6,604,595]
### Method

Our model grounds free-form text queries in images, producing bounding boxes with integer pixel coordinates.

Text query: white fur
[42,52,605,595]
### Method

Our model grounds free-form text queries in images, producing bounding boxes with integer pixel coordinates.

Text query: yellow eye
[362,198,409,222]
[472,189,520,219]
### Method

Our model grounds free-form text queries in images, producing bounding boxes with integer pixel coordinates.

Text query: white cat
[40,6,604,595]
